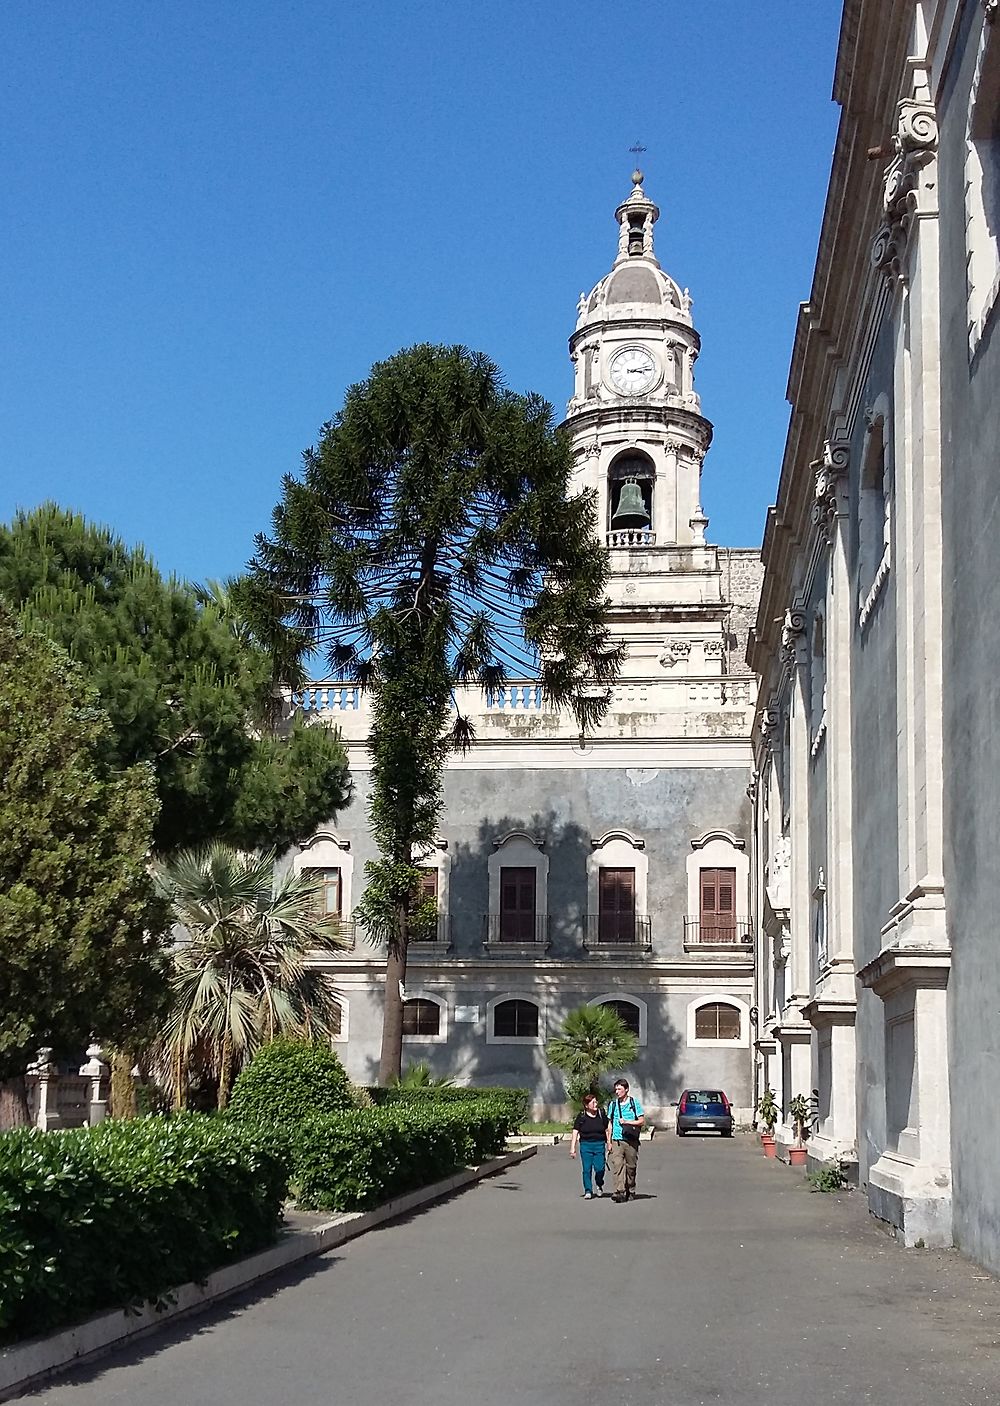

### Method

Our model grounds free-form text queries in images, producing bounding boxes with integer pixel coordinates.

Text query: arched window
[600,999,641,1039]
[402,998,441,1038]
[607,452,654,543]
[492,1000,539,1039]
[694,1003,741,1041]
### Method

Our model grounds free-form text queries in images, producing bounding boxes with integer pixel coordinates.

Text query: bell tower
[563,172,729,679]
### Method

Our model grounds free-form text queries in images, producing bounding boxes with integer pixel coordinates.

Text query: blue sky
[1,3,843,583]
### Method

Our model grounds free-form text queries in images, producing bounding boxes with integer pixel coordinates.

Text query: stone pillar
[80,1043,109,1126]
[28,1048,61,1131]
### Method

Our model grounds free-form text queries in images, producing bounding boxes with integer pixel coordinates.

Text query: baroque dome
[575,172,693,331]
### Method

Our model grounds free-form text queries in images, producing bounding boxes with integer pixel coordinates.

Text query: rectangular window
[418,869,438,902]
[500,867,536,942]
[699,868,736,943]
[306,867,342,920]
[599,868,636,943]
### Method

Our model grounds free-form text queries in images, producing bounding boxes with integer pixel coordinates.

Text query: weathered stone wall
[720,549,764,676]
[939,0,1000,1277]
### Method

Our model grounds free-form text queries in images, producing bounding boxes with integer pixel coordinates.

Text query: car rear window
[686,1091,724,1104]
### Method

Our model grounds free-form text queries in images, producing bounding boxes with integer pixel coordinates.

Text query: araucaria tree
[244,344,623,1083]
[0,607,168,1127]
[0,505,351,854]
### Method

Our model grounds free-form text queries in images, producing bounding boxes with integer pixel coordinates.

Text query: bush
[286,1094,523,1211]
[228,1039,354,1123]
[367,1085,530,1125]
[0,1115,287,1343]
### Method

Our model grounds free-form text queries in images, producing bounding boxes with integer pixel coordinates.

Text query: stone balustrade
[285,674,755,744]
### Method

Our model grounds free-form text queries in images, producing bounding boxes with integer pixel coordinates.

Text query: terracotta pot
[761,1134,777,1158]
[789,1145,808,1166]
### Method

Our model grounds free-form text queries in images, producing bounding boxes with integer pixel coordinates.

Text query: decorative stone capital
[872,98,939,284]
[658,639,691,669]
[703,637,725,658]
[812,437,851,540]
[780,608,808,670]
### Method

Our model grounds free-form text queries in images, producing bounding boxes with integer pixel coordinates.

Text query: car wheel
[675,1127,685,1137]
[722,1129,733,1138]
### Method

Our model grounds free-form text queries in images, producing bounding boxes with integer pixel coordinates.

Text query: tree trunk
[172,1046,186,1112]
[0,1075,31,1131]
[378,903,409,1086]
[110,1050,137,1119]
[217,1034,234,1111]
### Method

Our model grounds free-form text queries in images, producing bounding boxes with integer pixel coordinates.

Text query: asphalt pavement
[23,1133,1000,1406]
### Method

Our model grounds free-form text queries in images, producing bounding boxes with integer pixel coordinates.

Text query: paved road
[24,1135,1000,1405]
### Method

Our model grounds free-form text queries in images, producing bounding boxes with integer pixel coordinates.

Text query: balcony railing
[683,918,752,947]
[606,528,657,549]
[483,914,550,948]
[583,914,652,952]
[409,914,452,948]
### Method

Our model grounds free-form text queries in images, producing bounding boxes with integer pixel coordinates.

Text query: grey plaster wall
[329,979,752,1119]
[938,4,1000,1276]
[302,760,754,1114]
[847,313,899,1185]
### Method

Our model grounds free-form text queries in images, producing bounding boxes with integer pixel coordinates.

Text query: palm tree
[389,1061,455,1089]
[156,843,349,1109]
[545,1004,639,1106]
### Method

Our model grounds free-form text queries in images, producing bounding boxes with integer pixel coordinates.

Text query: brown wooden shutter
[500,867,536,941]
[700,869,736,942]
[599,868,636,942]
[419,869,438,902]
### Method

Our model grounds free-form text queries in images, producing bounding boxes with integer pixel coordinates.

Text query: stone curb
[0,1146,537,1402]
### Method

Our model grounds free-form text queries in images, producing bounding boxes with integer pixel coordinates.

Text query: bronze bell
[611,479,650,529]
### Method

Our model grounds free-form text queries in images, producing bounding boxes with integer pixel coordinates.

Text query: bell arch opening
[608,452,655,546]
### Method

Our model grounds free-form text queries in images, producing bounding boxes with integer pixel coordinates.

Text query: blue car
[675,1089,734,1137]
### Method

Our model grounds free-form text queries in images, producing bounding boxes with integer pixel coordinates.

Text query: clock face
[609,345,658,395]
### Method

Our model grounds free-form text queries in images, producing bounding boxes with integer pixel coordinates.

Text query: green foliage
[807,1166,846,1193]
[366,1086,530,1124]
[789,1093,811,1146]
[228,1039,354,1123]
[545,1004,639,1098]
[243,345,624,1079]
[0,1114,286,1341]
[757,1086,779,1135]
[283,1096,523,1211]
[0,606,168,1084]
[0,505,350,853]
[156,846,351,1108]
[565,1074,615,1114]
[388,1061,456,1089]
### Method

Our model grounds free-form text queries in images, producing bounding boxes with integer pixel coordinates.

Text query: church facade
[288,175,762,1120]
[749,0,1000,1271]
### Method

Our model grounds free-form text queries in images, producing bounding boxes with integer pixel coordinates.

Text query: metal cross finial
[629,142,647,159]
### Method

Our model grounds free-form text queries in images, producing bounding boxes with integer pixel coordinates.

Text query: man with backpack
[606,1077,645,1202]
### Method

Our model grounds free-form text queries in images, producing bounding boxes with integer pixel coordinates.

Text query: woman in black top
[569,1091,609,1198]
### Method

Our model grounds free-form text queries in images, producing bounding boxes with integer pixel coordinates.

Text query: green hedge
[283,1094,524,1211]
[367,1085,530,1122]
[228,1039,354,1123]
[0,1114,287,1343]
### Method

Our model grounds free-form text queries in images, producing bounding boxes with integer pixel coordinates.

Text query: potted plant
[757,1087,778,1157]
[788,1093,811,1166]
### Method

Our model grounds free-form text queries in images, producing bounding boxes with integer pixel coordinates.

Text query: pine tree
[0,505,351,853]
[243,344,623,1082]
[0,607,168,1127]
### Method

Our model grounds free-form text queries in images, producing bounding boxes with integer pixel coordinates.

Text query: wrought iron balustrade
[583,914,652,951]
[683,917,752,947]
[409,914,453,947]
[482,913,550,947]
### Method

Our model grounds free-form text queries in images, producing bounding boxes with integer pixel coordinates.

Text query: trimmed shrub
[228,1038,354,1123]
[367,1085,530,1124]
[0,1114,286,1343]
[287,1094,523,1211]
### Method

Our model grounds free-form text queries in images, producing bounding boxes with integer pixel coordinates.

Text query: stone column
[28,1048,61,1131]
[80,1043,109,1126]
